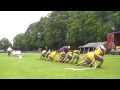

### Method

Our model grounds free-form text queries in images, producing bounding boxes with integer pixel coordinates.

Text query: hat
[99,45,106,51]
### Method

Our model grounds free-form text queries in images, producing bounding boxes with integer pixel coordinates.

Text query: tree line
[0,11,120,51]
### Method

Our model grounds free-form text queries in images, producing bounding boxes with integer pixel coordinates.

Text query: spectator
[7,46,13,56]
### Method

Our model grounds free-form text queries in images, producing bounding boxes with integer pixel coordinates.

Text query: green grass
[0,53,120,79]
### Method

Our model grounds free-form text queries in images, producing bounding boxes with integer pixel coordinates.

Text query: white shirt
[7,47,12,51]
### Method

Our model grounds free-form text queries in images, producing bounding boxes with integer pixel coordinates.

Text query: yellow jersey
[68,51,73,55]
[50,51,56,59]
[94,47,104,56]
[60,52,65,57]
[73,50,80,55]
[67,51,73,57]
[84,52,94,61]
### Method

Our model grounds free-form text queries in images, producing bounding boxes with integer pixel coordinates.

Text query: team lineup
[7,45,106,69]
[37,45,106,68]
[1,11,120,79]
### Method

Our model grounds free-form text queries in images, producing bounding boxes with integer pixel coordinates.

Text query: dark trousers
[8,51,11,56]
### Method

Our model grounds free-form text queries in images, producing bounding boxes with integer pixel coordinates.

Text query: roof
[80,43,96,48]
[78,42,107,48]
[108,31,120,34]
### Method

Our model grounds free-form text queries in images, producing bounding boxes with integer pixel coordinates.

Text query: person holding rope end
[76,45,106,68]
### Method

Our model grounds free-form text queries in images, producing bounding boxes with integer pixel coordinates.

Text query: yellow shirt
[60,52,65,57]
[67,51,73,57]
[73,50,79,56]
[50,51,56,58]
[84,52,94,61]
[68,51,72,54]
[73,53,79,56]
[73,50,80,55]
[94,47,103,56]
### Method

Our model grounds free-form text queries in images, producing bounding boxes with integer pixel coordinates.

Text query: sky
[0,11,52,44]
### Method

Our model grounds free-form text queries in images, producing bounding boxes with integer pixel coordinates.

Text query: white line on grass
[2,58,15,59]
[65,62,97,71]
[65,67,96,71]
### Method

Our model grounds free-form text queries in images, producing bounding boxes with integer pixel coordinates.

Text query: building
[78,41,108,54]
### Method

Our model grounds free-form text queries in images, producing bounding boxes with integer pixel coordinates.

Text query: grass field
[0,53,120,79]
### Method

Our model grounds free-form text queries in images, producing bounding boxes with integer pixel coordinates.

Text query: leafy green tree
[13,33,25,50]
[43,11,70,49]
[13,11,120,51]
[24,22,37,50]
[109,11,120,32]
[0,38,12,50]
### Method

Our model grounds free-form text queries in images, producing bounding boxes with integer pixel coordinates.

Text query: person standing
[7,46,13,56]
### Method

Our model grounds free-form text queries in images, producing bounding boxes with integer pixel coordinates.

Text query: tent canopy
[78,42,108,48]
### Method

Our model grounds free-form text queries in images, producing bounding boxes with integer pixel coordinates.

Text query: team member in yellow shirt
[61,51,73,63]
[70,50,80,64]
[94,45,106,67]
[76,51,95,66]
[55,51,66,62]
[47,51,56,61]
[76,45,106,68]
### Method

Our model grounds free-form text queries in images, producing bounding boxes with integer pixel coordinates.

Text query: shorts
[94,54,103,62]
[48,55,53,60]
[84,57,92,64]
[66,53,72,59]
[73,54,79,60]
[41,54,45,58]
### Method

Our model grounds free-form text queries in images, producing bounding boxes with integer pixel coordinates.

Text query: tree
[43,11,70,49]
[13,33,25,50]
[0,38,12,50]
[13,11,120,50]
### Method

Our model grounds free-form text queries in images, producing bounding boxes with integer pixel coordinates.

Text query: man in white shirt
[7,46,13,56]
